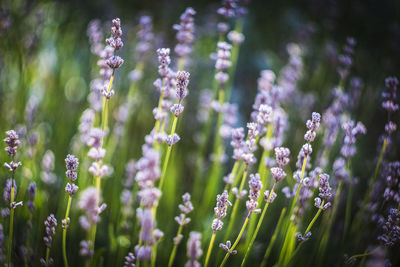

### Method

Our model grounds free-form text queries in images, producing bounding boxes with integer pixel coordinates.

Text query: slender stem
[204,232,216,267]
[223,168,248,241]
[159,115,179,190]
[177,57,185,71]
[154,85,165,135]
[260,208,287,267]
[343,159,352,240]
[241,184,276,266]
[245,125,274,249]
[355,138,387,227]
[168,216,185,267]
[278,155,308,265]
[220,214,250,267]
[305,204,323,234]
[7,185,15,267]
[101,72,115,133]
[62,195,72,267]
[45,247,50,267]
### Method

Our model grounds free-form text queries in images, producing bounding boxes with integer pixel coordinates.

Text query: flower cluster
[378,208,400,247]
[383,162,400,205]
[87,20,103,56]
[185,232,202,267]
[217,0,237,19]
[219,240,237,255]
[87,128,110,178]
[173,7,196,58]
[78,187,107,257]
[214,42,232,84]
[340,120,366,159]
[27,182,36,214]
[134,146,163,261]
[106,18,124,69]
[337,37,356,80]
[4,130,21,157]
[227,30,244,45]
[174,193,194,245]
[246,173,263,214]
[212,190,232,232]
[135,15,154,61]
[40,214,57,265]
[65,154,79,196]
[314,173,332,210]
[123,252,136,267]
[382,76,399,135]
[135,208,163,260]
[271,147,290,183]
[277,43,303,102]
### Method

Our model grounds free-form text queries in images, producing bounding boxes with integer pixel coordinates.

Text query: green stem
[168,221,185,267]
[241,184,276,266]
[223,168,248,242]
[62,195,72,267]
[277,155,308,265]
[45,247,50,267]
[204,232,216,267]
[260,208,287,267]
[343,159,352,241]
[305,202,324,235]
[317,180,343,265]
[7,186,15,267]
[245,125,274,249]
[355,138,387,229]
[220,214,250,267]
[159,115,179,190]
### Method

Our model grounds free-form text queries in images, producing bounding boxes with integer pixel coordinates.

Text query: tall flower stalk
[204,190,231,267]
[277,112,321,265]
[168,193,193,267]
[173,7,196,70]
[355,77,398,229]
[3,130,22,267]
[219,173,263,267]
[158,71,190,190]
[241,147,290,265]
[40,214,57,266]
[62,154,79,267]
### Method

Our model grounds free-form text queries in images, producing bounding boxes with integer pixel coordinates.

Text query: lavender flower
[382,77,399,136]
[106,18,124,69]
[185,232,202,267]
[219,240,237,255]
[173,7,196,58]
[176,71,190,102]
[175,193,194,227]
[134,15,154,62]
[124,252,136,267]
[217,0,237,19]
[227,30,244,45]
[214,42,232,84]
[40,214,57,265]
[246,173,263,213]
[79,187,106,231]
[340,120,366,159]
[87,20,103,56]
[65,154,79,182]
[27,182,36,213]
[314,173,332,210]
[378,208,400,247]
[212,190,232,232]
[4,130,20,157]
[337,37,356,80]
